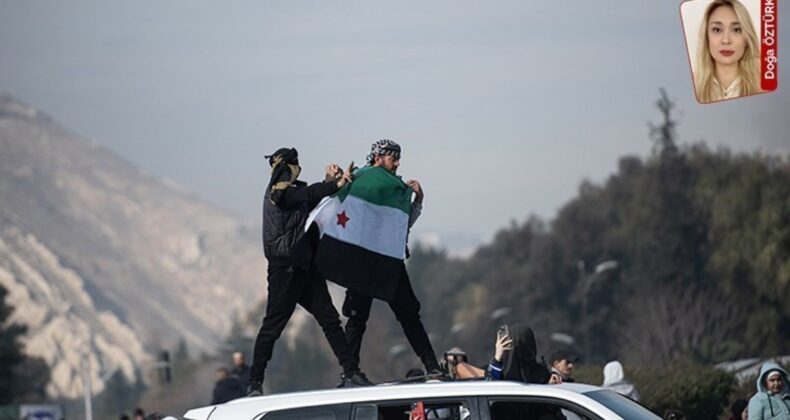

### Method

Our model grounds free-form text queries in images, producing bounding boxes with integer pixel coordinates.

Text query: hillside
[0,95,267,398]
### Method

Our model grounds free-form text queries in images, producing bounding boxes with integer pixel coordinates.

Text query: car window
[560,408,588,420]
[354,399,473,420]
[487,398,598,420]
[583,390,661,419]
[262,403,352,420]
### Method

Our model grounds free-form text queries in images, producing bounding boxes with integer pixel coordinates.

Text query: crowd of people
[210,351,251,404]
[205,333,787,419]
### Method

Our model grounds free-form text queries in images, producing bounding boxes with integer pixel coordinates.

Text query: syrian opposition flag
[307,166,412,301]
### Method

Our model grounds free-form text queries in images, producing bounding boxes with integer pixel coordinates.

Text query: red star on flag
[336,210,350,228]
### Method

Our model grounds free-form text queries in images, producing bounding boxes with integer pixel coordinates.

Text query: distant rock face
[0,95,267,398]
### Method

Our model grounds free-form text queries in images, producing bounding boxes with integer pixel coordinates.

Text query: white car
[184,381,660,420]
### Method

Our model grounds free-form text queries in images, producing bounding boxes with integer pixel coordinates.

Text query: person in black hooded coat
[487,323,551,384]
[211,367,245,404]
[487,324,559,420]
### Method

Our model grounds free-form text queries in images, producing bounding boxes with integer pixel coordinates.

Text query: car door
[352,396,478,420]
[259,403,352,420]
[481,396,605,420]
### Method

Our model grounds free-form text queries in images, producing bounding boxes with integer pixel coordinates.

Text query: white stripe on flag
[309,195,408,259]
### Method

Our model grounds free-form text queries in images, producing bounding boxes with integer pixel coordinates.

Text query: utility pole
[82,346,93,420]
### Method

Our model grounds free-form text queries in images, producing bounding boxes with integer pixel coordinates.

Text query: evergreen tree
[406,89,788,366]
[0,284,50,403]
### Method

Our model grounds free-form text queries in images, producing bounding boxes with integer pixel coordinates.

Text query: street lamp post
[579,260,619,361]
[489,307,512,323]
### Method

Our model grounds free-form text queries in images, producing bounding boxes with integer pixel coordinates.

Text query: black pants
[342,268,439,371]
[249,264,357,385]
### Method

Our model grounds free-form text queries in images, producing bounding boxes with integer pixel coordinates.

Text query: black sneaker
[247,382,263,397]
[338,370,374,388]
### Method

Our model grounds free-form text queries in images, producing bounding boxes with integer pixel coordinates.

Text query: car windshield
[584,390,661,419]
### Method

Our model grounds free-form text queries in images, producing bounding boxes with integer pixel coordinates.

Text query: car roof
[184,381,619,420]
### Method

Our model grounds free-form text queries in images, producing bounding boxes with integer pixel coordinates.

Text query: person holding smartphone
[486,323,552,384]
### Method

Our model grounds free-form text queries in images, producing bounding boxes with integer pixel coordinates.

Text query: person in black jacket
[248,147,371,395]
[211,367,245,404]
[230,351,250,389]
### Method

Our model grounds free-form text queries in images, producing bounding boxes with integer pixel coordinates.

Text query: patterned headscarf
[265,147,301,204]
[366,139,401,164]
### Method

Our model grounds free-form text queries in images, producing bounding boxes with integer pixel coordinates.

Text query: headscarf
[602,360,640,401]
[502,323,550,384]
[265,147,301,205]
[366,139,401,164]
[602,360,626,386]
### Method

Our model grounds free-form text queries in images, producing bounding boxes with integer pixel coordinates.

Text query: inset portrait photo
[681,0,778,104]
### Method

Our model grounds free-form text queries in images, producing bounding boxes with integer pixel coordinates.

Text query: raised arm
[406,179,424,227]
[279,164,351,210]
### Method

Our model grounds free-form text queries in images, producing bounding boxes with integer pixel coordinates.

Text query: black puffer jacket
[262,180,338,266]
[211,377,245,404]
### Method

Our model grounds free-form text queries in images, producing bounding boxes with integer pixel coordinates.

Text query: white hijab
[602,360,640,401]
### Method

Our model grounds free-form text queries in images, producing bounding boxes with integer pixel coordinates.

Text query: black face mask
[266,147,299,167]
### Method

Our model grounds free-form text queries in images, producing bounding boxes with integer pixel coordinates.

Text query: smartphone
[497,324,509,340]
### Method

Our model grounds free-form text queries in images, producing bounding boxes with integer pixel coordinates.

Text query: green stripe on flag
[335,166,412,214]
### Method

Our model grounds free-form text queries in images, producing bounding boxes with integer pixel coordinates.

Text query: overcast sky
[1,1,788,251]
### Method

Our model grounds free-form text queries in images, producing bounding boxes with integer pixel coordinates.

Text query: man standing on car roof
[248,147,371,396]
[340,139,441,375]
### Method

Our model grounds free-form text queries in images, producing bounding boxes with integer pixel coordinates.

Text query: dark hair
[663,409,686,420]
[730,399,748,418]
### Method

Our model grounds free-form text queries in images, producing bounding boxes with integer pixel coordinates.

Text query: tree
[0,284,50,403]
[418,89,788,366]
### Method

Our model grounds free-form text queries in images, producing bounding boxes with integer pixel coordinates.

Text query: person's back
[212,368,245,404]
[748,362,790,420]
[601,360,640,401]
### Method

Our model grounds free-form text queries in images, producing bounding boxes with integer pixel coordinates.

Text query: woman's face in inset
[707,5,747,66]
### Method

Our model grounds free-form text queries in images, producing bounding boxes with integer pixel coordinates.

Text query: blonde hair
[693,0,761,103]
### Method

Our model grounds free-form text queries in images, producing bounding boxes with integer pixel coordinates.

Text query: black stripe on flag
[314,235,403,302]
